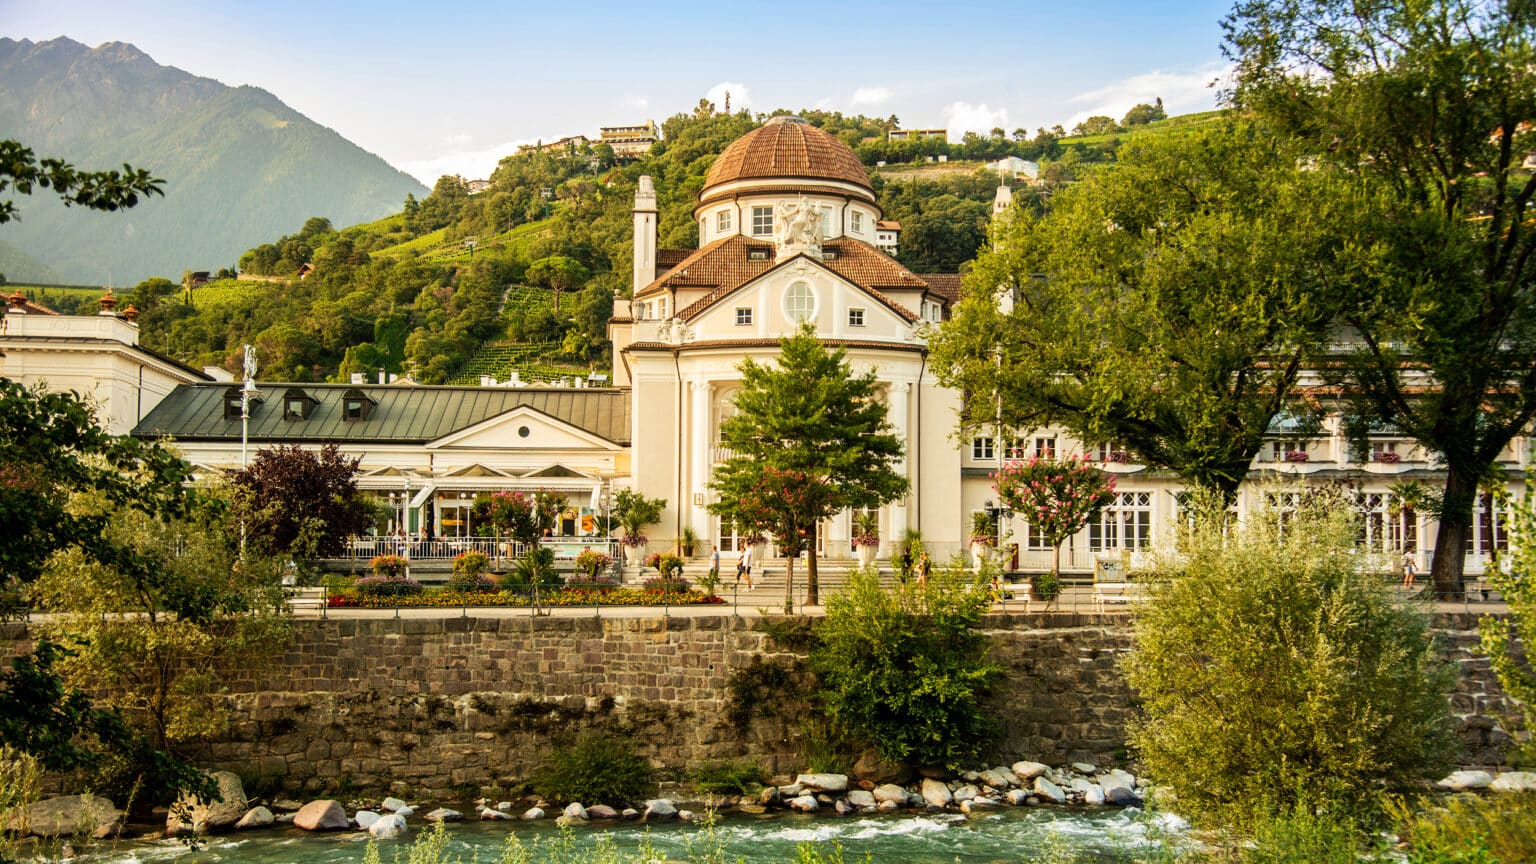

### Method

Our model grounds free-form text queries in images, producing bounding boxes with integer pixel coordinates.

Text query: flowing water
[97,808,1189,864]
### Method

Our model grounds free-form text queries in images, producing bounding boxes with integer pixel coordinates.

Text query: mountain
[0,37,427,284]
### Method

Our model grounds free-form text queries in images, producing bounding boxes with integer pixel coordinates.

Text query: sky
[1,0,1237,185]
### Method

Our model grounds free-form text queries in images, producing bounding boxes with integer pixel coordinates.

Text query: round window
[517,426,531,438]
[784,281,817,322]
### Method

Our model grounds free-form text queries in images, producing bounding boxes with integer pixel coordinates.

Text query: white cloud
[399,138,538,185]
[1066,64,1230,128]
[705,81,752,113]
[851,86,892,107]
[943,101,1010,140]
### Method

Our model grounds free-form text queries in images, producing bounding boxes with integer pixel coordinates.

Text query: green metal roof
[133,383,631,445]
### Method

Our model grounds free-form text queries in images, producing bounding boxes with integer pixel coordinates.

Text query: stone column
[690,381,714,543]
[888,381,911,552]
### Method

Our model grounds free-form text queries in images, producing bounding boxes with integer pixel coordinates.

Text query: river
[99,807,1188,864]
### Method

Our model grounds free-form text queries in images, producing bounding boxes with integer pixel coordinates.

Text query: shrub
[1395,793,1536,864]
[507,546,560,588]
[565,575,618,591]
[689,759,763,796]
[1031,571,1060,601]
[532,731,654,807]
[354,575,423,597]
[812,564,998,769]
[445,573,498,593]
[641,576,691,594]
[451,550,489,578]
[574,548,613,578]
[369,554,407,578]
[649,553,683,578]
[1121,489,1456,831]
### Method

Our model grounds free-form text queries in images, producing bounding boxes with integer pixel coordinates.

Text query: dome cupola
[699,116,874,207]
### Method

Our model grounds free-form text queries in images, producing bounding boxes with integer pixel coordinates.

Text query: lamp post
[239,344,259,557]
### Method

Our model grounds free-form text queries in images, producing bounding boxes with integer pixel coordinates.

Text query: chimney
[97,288,119,316]
[351,372,366,385]
[632,175,658,296]
[479,375,496,387]
[378,370,388,385]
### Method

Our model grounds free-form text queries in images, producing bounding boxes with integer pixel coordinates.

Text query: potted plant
[613,489,666,567]
[1283,449,1310,463]
[969,511,997,567]
[678,526,699,558]
[574,548,613,580]
[852,511,880,568]
[369,553,408,579]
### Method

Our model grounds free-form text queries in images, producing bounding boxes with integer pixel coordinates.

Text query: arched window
[784,281,817,322]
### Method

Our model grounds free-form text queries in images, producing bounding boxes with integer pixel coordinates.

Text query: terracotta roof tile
[876,220,902,231]
[628,338,926,354]
[703,117,872,194]
[918,273,963,303]
[697,184,873,208]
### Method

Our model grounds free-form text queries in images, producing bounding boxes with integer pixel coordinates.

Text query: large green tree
[708,324,908,606]
[930,122,1378,503]
[1226,0,1536,597]
[231,443,371,560]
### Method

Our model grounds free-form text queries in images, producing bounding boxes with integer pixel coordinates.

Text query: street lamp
[238,345,258,557]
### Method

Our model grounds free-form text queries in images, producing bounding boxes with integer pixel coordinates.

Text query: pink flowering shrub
[994,455,1117,575]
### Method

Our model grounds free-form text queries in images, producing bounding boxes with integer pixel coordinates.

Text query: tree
[1122,492,1455,830]
[994,456,1117,576]
[708,324,908,606]
[1481,492,1536,737]
[1226,0,1536,598]
[1120,98,1166,127]
[1070,115,1118,136]
[929,122,1375,504]
[812,566,999,770]
[526,255,590,312]
[0,380,195,586]
[612,488,665,546]
[231,443,371,560]
[0,139,163,225]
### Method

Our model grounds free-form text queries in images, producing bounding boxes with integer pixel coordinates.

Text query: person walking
[1401,550,1418,589]
[915,552,931,587]
[737,543,755,590]
[708,544,720,585]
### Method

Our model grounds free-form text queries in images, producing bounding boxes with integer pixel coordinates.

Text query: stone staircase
[622,556,905,605]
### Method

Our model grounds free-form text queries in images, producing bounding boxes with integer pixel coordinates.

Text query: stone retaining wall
[1,612,1523,798]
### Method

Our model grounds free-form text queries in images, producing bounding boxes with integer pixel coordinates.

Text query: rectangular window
[1090,492,1152,551]
[751,206,774,236]
[344,400,366,421]
[224,397,243,420]
[848,308,865,327]
[972,437,994,460]
[1003,438,1027,459]
[1034,436,1057,459]
[821,207,834,238]
[717,209,733,232]
[850,211,864,234]
[735,307,753,326]
[1096,442,1130,462]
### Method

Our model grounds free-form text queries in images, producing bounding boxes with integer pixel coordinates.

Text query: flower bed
[326,586,724,609]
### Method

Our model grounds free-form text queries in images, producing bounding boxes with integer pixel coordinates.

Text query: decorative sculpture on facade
[775,196,824,260]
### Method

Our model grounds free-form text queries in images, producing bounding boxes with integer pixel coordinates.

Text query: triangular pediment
[428,404,620,451]
[524,464,594,479]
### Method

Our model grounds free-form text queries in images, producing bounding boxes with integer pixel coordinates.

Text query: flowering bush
[575,548,614,577]
[740,531,766,547]
[325,585,723,609]
[1374,451,1402,464]
[1107,450,1131,463]
[452,550,489,577]
[650,553,684,578]
[1284,450,1310,463]
[620,533,649,548]
[642,576,692,594]
[852,533,881,548]
[369,554,407,578]
[445,573,499,593]
[994,455,1117,575]
[566,575,619,591]
[354,575,423,597]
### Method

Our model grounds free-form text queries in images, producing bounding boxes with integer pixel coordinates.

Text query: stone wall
[1,612,1524,798]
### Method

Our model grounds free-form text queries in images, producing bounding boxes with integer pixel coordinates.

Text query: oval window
[518,426,531,438]
[784,281,817,323]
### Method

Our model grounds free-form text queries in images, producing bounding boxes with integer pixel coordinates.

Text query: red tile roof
[703,117,873,195]
[918,274,964,304]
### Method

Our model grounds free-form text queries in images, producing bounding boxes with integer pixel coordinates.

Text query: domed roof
[702,116,872,196]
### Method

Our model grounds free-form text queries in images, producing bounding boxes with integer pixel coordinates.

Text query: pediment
[428,404,620,451]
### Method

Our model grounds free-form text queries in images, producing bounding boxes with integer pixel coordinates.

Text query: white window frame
[784,281,817,322]
[1034,436,1057,460]
[850,211,864,235]
[821,206,834,239]
[751,206,774,237]
[1002,438,1027,460]
[717,209,733,232]
[972,437,994,460]
[1090,491,1153,551]
[735,307,753,326]
[848,308,865,327]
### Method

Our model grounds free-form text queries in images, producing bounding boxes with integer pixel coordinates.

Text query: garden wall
[0,612,1522,797]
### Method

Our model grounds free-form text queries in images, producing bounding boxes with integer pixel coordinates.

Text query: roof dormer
[282,388,320,421]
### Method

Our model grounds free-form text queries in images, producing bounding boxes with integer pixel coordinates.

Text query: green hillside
[0,37,426,285]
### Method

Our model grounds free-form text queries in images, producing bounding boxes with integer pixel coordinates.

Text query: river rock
[1006,789,1031,806]
[381,797,409,812]
[1437,770,1494,792]
[1101,771,1139,806]
[961,796,997,813]
[1033,777,1066,805]
[834,798,854,815]
[877,800,900,813]
[847,790,876,809]
[643,799,678,822]
[680,810,700,822]
[796,773,849,793]
[980,768,1016,789]
[563,802,587,820]
[1082,783,1106,806]
[496,801,513,812]
[168,771,248,835]
[758,786,781,807]
[852,752,913,785]
[424,808,463,823]
[621,808,640,820]
[235,807,274,830]
[12,795,122,839]
[1012,761,1049,782]
[920,778,953,808]
[370,814,407,839]
[873,784,907,805]
[952,784,979,803]
[354,810,382,829]
[521,807,545,820]
[480,808,510,821]
[1490,771,1536,793]
[294,800,350,831]
[1072,762,1098,775]
[395,805,416,818]
[587,805,619,819]
[788,795,819,813]
[272,799,303,813]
